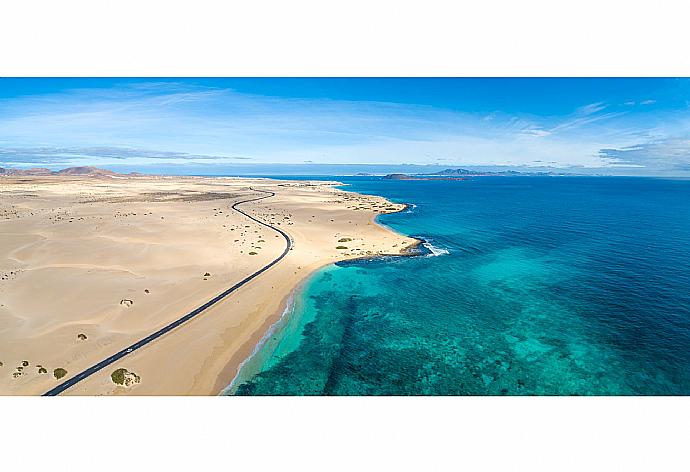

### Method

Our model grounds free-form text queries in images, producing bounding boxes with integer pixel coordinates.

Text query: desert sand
[0,174,418,395]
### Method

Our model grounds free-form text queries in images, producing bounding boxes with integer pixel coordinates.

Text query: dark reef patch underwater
[228,176,690,395]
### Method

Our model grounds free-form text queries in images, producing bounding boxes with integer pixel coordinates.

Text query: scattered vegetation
[120,299,133,307]
[248,252,257,255]
[338,238,352,242]
[53,368,67,380]
[77,333,88,340]
[203,272,211,277]
[21,360,29,367]
[336,246,348,250]
[38,366,47,374]
[144,289,150,294]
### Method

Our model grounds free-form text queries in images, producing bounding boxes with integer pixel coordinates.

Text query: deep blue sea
[227,177,690,395]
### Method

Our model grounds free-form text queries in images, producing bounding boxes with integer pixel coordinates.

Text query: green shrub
[111,368,126,385]
[336,246,348,249]
[338,238,352,242]
[111,368,140,386]
[53,368,67,380]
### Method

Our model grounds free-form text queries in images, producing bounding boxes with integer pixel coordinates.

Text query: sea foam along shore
[215,194,425,395]
[1,174,421,395]
[422,240,450,257]
[221,291,296,395]
[220,200,424,395]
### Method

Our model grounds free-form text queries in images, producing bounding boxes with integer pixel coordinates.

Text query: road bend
[43,187,291,396]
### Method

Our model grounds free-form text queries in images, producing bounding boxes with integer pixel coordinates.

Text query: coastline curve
[43,187,291,396]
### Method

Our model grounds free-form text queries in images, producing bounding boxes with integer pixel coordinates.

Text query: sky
[1,78,690,175]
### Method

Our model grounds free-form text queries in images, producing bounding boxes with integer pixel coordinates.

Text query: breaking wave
[422,241,450,257]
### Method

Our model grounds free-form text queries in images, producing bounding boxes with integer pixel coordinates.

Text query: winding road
[43,187,291,396]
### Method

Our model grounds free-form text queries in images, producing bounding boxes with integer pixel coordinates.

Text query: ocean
[226,176,690,395]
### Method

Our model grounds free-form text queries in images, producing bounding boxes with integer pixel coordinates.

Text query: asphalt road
[43,187,291,396]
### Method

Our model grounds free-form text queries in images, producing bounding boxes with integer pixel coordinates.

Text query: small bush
[336,246,348,249]
[111,368,140,387]
[54,368,67,380]
[77,333,87,340]
[338,238,352,242]
[248,251,257,255]
[111,368,126,385]
[22,360,29,367]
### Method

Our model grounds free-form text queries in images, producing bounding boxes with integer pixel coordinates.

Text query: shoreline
[0,174,419,395]
[215,204,422,395]
[218,283,299,395]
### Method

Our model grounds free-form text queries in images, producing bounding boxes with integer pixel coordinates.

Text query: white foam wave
[220,292,295,395]
[423,241,450,257]
[405,203,417,214]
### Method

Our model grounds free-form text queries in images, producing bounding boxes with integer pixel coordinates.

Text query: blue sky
[1,78,689,174]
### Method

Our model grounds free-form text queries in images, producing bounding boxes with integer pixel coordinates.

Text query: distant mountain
[1,166,128,177]
[423,168,558,177]
[0,167,53,176]
[382,168,565,181]
[55,166,118,176]
[383,173,467,181]
[429,168,475,176]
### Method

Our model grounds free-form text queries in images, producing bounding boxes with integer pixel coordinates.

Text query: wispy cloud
[0,81,687,173]
[576,102,608,115]
[547,103,626,135]
[0,146,251,167]
[599,137,690,171]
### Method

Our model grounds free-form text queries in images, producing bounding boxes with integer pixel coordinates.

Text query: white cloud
[599,137,690,170]
[575,102,608,115]
[0,82,686,172]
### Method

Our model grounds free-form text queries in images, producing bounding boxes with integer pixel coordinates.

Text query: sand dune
[0,174,418,395]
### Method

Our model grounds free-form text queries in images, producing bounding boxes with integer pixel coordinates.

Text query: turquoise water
[229,177,690,395]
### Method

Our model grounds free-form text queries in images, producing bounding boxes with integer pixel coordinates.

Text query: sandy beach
[0,174,418,395]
